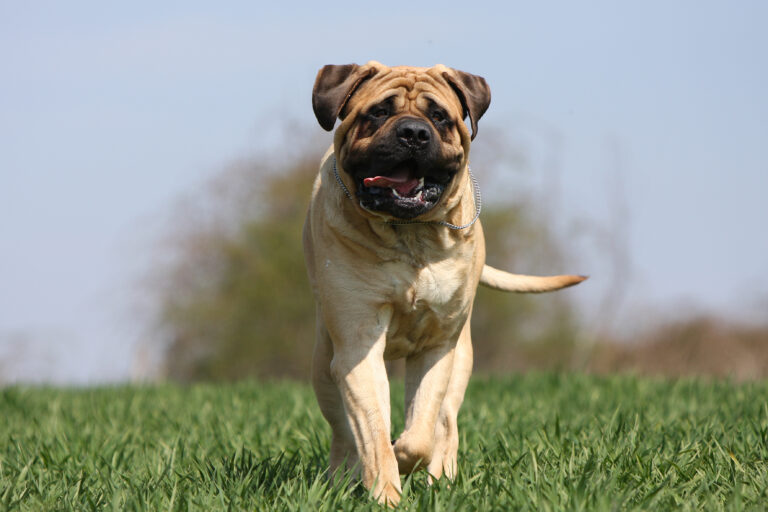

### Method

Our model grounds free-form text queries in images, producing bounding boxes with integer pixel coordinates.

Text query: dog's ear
[442,69,491,140]
[313,64,378,131]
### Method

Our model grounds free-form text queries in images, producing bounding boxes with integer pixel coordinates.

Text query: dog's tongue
[363,168,420,196]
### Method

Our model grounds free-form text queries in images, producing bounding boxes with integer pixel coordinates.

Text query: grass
[1,373,767,510]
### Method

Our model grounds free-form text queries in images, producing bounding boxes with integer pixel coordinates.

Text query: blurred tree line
[150,130,584,381]
[146,127,768,382]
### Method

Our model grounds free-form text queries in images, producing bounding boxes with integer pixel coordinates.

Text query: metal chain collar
[332,156,482,230]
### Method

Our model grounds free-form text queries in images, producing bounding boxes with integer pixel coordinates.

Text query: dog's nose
[395,118,431,150]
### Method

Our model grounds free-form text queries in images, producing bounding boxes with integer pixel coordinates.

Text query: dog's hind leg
[426,320,473,482]
[311,312,359,480]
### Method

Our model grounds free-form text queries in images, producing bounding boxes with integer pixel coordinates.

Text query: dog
[303,61,585,505]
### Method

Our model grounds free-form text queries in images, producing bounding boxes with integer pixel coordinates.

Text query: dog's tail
[479,265,587,293]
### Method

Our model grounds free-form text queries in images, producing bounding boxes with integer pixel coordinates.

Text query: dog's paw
[393,433,433,474]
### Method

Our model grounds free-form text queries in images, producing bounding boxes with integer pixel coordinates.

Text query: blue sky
[1,1,766,382]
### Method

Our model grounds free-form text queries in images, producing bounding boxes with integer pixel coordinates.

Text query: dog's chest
[382,258,470,358]
[407,261,463,306]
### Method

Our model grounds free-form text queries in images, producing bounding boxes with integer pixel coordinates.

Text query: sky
[1,1,766,383]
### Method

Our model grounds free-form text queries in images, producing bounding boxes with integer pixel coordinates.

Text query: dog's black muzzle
[343,116,460,220]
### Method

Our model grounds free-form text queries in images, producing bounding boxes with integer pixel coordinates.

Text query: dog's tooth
[391,187,402,199]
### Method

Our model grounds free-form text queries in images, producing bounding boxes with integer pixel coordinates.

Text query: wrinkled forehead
[352,66,462,114]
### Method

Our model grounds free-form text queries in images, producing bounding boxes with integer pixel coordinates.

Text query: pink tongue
[363,169,420,196]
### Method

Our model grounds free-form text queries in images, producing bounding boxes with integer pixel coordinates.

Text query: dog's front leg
[426,321,473,481]
[328,306,401,506]
[394,341,457,474]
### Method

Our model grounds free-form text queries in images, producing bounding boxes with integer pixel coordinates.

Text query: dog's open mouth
[364,167,424,200]
[355,161,449,219]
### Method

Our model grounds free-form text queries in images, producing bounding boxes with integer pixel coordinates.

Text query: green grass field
[2,374,767,510]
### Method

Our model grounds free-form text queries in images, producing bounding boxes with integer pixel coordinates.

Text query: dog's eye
[371,108,389,119]
[431,110,445,123]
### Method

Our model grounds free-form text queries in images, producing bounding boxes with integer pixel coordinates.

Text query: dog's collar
[332,156,482,230]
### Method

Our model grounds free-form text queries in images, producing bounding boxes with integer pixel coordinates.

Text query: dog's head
[312,61,490,221]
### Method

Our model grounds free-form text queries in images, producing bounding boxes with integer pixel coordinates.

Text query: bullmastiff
[303,61,585,505]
